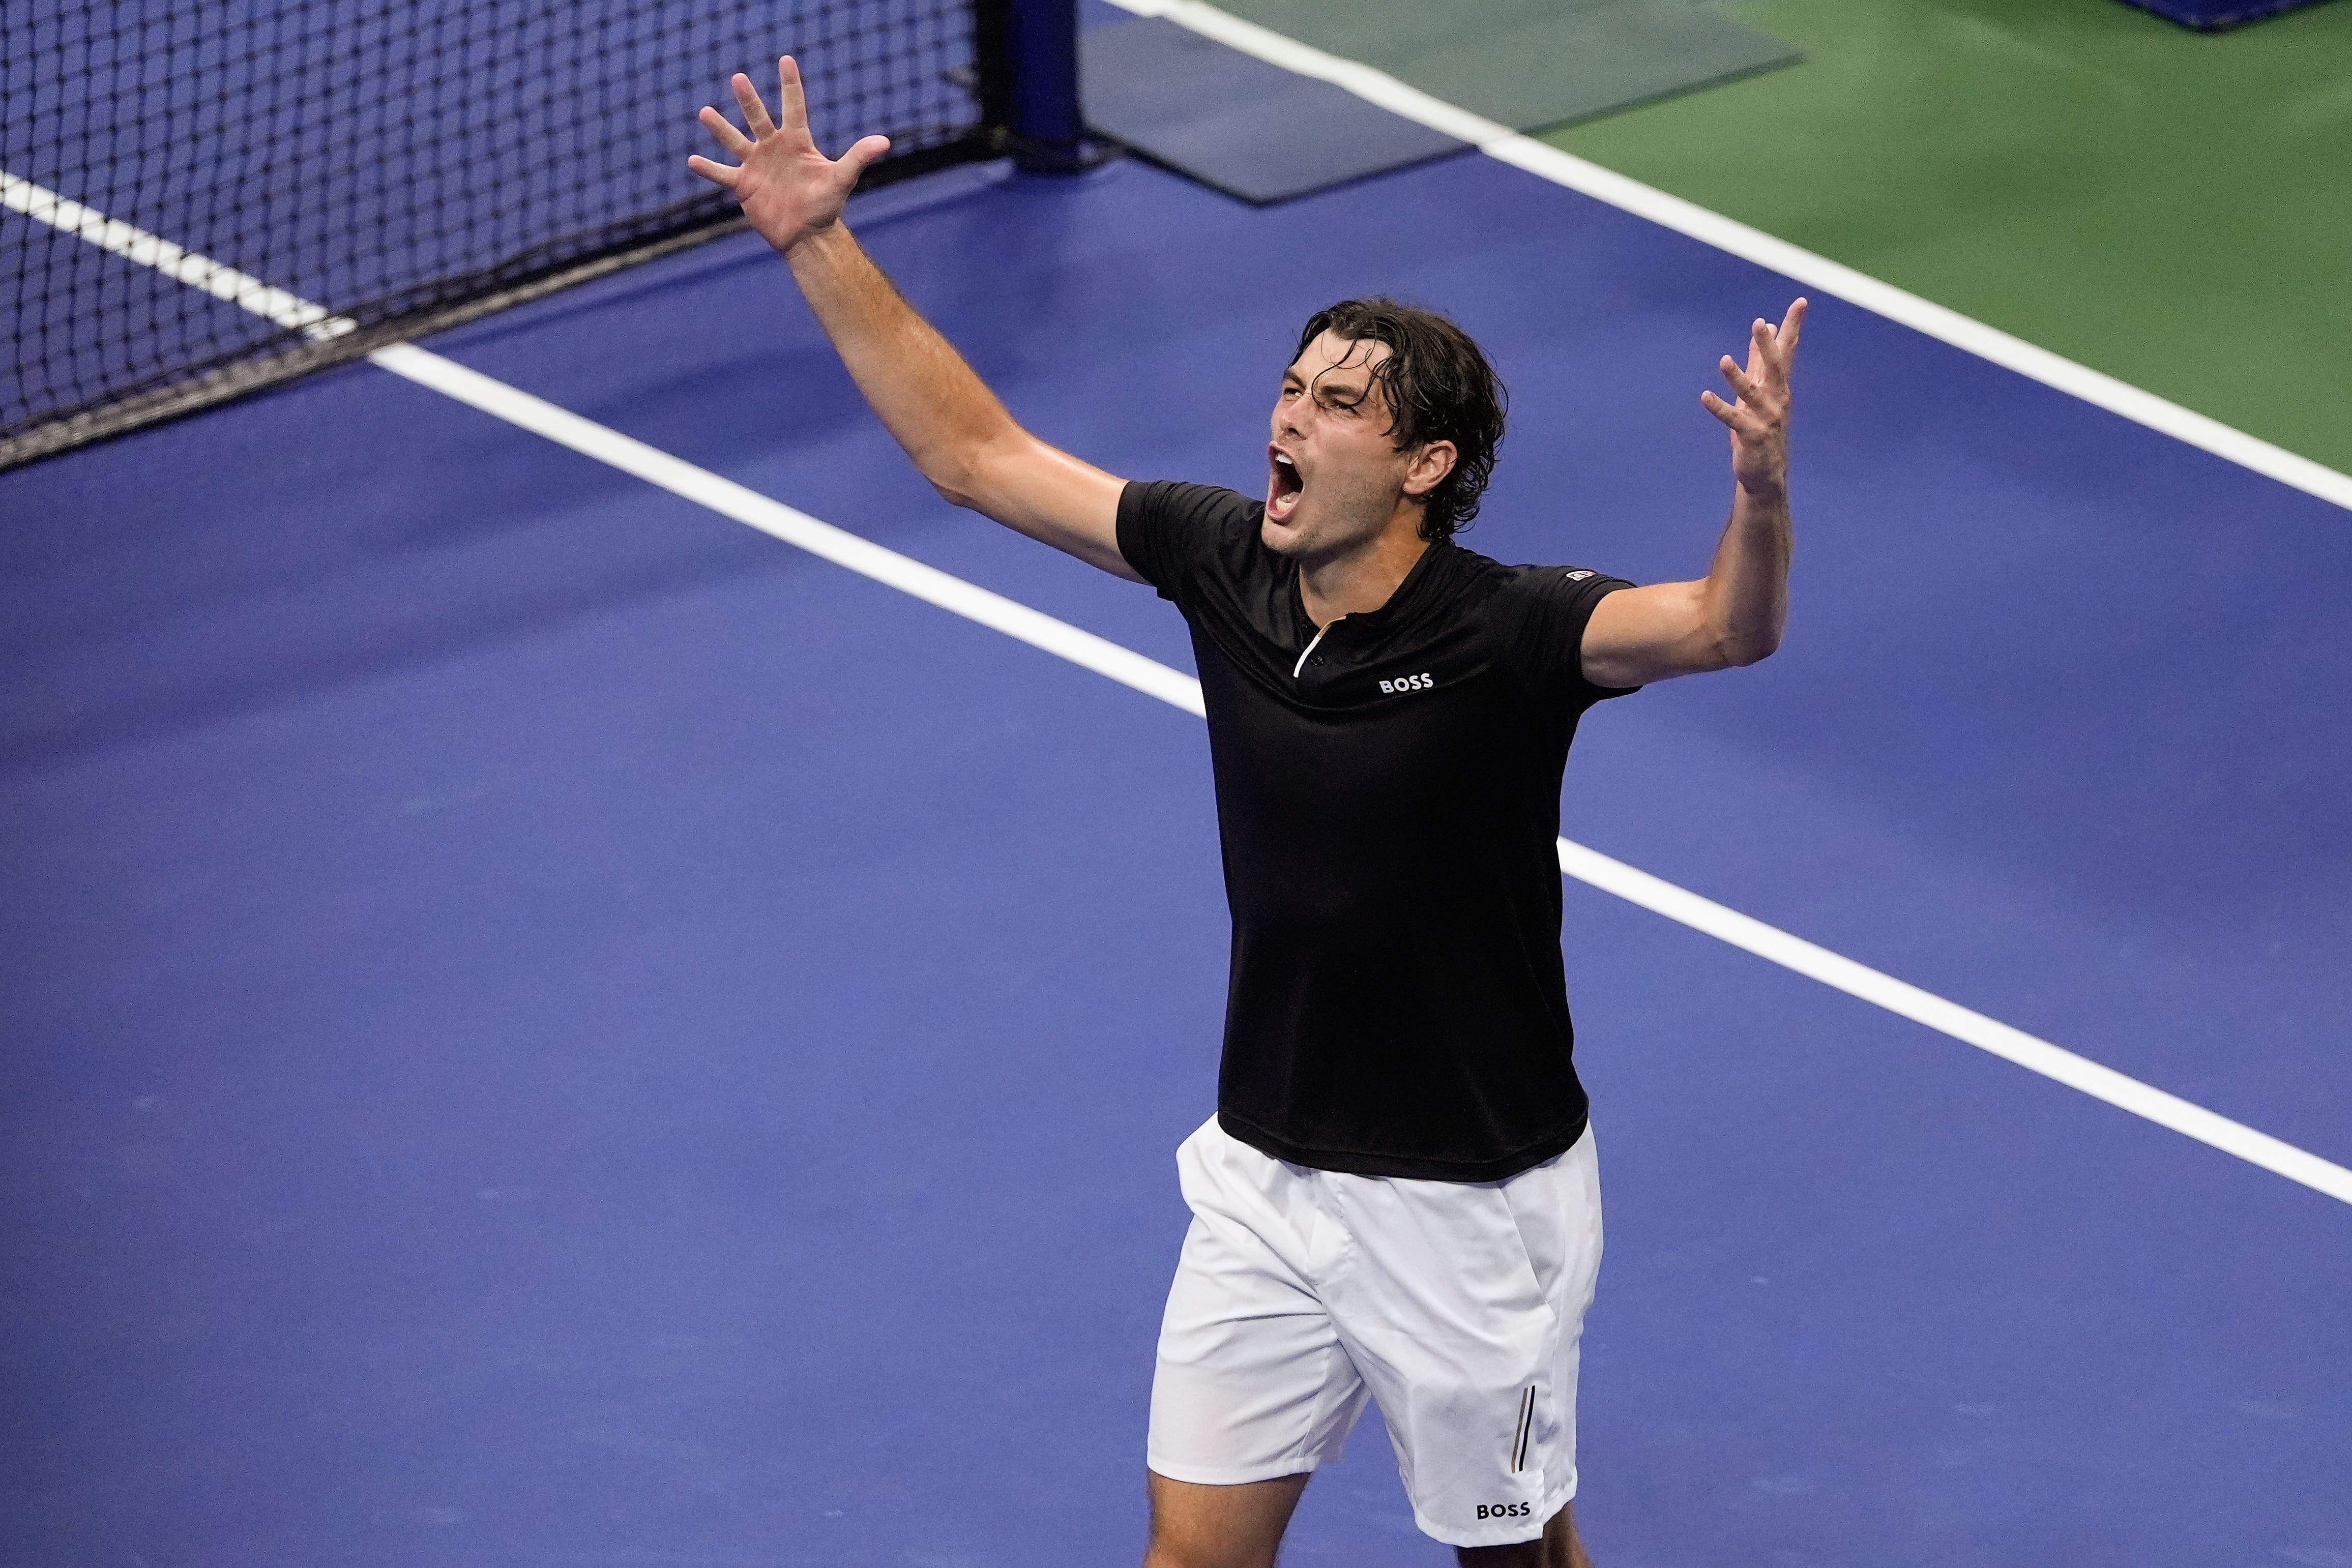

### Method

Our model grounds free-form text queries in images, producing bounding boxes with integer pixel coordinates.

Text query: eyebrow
[1281,363,1375,407]
[1311,374,1370,404]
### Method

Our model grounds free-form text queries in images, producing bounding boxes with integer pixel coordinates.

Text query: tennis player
[693,60,1802,1568]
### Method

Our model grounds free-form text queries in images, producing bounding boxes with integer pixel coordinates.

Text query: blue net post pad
[2115,0,2335,28]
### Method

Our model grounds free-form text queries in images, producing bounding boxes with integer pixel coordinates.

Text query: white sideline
[1557,840,2352,1205]
[371,345,1208,716]
[2,173,354,341]
[1099,0,2352,515]
[6,172,2348,1209]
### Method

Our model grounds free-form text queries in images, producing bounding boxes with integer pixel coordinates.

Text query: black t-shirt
[1118,480,1638,1182]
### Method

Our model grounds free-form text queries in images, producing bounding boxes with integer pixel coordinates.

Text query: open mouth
[1268,447,1304,521]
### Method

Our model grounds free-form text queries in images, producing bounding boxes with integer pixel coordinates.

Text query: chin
[1261,486,1316,544]
[1259,515,1312,557]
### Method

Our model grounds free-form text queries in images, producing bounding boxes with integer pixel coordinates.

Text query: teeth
[1274,453,1295,467]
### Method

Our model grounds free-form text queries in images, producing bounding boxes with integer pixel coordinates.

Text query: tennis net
[3,0,1025,468]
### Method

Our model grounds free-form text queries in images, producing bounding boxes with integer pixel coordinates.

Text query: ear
[1401,439,1458,501]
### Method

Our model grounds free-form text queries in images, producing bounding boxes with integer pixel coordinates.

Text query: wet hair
[1291,297,1508,541]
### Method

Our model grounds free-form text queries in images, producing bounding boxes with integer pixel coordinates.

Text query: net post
[975,0,1094,172]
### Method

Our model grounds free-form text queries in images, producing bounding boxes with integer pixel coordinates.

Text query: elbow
[1710,623,1782,669]
[1687,580,1784,672]
[924,449,989,512]
[926,426,1020,513]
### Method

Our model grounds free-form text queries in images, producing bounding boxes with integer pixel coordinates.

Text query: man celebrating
[692,60,1803,1568]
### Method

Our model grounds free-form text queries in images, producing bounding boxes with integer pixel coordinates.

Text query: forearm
[782,223,1134,575]
[1695,479,1791,667]
[785,223,1017,506]
[696,64,1132,576]
[1581,301,1803,686]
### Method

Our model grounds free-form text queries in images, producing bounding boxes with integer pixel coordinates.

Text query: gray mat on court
[1080,16,1471,205]
[1208,0,1802,132]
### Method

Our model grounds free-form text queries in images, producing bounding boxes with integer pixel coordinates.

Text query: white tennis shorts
[1146,1114,1603,1548]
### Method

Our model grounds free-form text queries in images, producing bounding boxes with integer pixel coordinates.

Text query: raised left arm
[1581,298,1806,689]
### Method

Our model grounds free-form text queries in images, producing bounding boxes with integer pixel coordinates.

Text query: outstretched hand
[688,57,890,255]
[1701,298,1807,498]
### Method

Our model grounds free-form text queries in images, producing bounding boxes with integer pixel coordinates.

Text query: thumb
[839,134,892,181]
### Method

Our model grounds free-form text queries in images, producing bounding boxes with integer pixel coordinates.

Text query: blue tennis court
[5,71,2349,1568]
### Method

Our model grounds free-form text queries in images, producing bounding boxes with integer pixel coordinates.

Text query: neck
[1298,507,1433,628]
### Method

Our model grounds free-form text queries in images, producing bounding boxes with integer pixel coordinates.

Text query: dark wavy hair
[1292,297,1508,541]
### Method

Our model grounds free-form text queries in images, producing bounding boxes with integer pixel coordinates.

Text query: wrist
[783,218,853,268]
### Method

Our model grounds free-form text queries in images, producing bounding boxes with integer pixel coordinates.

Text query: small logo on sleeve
[1379,672,1435,695]
[1564,570,1595,581]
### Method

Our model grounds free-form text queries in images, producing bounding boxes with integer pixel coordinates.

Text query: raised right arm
[690,59,1137,581]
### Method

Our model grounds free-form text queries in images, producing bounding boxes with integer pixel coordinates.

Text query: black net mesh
[2,0,988,465]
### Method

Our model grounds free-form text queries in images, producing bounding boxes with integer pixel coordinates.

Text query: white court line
[2,173,354,340]
[1100,0,2352,515]
[1557,840,2352,1205]
[4,169,1189,704]
[370,345,1206,716]
[7,173,2349,1209]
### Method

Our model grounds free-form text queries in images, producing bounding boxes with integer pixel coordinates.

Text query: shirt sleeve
[1115,480,1260,607]
[1501,565,1642,709]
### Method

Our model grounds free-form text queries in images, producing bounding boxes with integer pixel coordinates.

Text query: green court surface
[1213,0,1800,130]
[1540,0,2352,478]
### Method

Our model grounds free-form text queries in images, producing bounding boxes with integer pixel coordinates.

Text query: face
[1264,331,1453,562]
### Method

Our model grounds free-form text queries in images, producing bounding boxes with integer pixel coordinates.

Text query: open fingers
[685,153,740,190]
[1775,297,1808,362]
[1742,317,1776,382]
[1699,388,1751,432]
[1744,299,1809,388]
[775,55,812,142]
[731,72,777,140]
[1718,352,1760,403]
[697,104,752,158]
[1750,299,1806,382]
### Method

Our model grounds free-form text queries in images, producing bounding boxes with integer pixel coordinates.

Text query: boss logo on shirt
[1477,1502,1534,1520]
[1379,672,1435,695]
